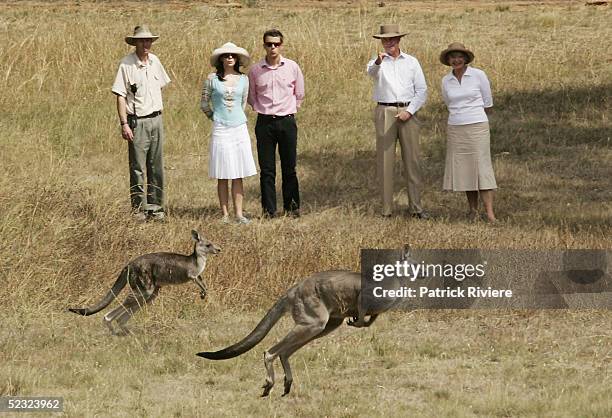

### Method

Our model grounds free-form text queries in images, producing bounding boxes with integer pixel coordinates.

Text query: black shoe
[262,211,277,219]
[411,211,429,220]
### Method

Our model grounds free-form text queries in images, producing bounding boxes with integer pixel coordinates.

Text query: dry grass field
[1,0,611,416]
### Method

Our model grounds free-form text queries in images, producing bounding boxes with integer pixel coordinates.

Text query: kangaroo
[197,249,410,397]
[69,230,220,335]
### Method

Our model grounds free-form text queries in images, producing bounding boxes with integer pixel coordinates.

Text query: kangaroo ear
[191,230,201,241]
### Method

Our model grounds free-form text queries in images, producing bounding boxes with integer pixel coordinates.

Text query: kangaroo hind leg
[103,287,158,336]
[261,309,329,397]
[115,287,159,335]
[279,317,344,396]
[261,325,322,397]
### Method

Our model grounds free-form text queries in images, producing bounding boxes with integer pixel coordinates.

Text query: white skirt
[209,122,257,179]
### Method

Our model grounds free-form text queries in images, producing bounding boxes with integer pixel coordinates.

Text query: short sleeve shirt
[112,52,170,117]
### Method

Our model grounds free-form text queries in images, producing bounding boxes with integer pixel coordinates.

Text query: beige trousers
[374,105,423,216]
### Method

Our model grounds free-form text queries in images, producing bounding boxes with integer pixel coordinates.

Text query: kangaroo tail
[197,295,289,360]
[68,267,129,316]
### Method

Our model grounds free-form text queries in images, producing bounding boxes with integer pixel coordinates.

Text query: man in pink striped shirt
[248,29,305,218]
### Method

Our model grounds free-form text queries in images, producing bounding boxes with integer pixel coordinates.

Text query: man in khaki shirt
[112,25,170,221]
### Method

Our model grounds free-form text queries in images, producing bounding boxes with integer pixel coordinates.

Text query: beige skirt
[443,122,497,191]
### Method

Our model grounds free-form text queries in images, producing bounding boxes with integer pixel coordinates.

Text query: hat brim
[210,47,251,67]
[373,32,408,39]
[440,48,474,66]
[126,36,159,46]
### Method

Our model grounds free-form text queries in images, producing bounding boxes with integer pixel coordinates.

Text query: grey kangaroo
[69,230,220,335]
[198,249,411,397]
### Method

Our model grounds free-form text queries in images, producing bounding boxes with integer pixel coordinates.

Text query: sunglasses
[264,42,282,48]
[221,53,235,59]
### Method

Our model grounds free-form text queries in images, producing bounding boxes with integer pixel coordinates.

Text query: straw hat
[125,25,159,46]
[210,42,251,67]
[372,24,408,39]
[439,42,475,65]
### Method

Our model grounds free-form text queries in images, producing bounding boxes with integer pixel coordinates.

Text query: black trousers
[255,114,300,215]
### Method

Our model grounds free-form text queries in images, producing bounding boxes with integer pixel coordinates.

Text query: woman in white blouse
[440,43,497,222]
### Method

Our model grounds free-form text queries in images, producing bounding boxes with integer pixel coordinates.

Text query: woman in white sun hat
[440,42,497,222]
[201,42,257,224]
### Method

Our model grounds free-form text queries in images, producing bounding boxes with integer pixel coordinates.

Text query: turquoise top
[207,74,248,127]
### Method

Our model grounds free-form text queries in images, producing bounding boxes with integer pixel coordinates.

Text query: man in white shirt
[112,25,171,221]
[367,24,428,218]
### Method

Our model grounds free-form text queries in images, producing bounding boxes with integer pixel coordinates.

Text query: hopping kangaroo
[197,259,407,397]
[69,230,220,335]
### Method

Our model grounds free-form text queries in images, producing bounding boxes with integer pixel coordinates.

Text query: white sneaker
[236,215,251,225]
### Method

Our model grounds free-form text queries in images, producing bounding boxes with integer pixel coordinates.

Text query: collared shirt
[441,66,492,125]
[112,52,170,117]
[247,56,305,116]
[367,51,428,115]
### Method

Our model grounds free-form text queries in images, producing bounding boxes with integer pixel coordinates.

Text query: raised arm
[366,55,382,78]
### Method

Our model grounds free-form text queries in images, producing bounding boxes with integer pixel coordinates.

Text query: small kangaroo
[197,249,411,397]
[69,230,221,335]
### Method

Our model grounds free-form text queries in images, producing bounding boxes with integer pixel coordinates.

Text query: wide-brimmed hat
[440,42,475,65]
[373,24,408,39]
[125,25,159,46]
[210,42,251,67]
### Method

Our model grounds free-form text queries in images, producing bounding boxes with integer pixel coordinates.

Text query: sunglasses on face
[264,42,282,48]
[221,54,235,59]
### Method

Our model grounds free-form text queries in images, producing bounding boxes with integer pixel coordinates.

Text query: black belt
[377,102,410,107]
[134,111,162,119]
[257,113,294,121]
